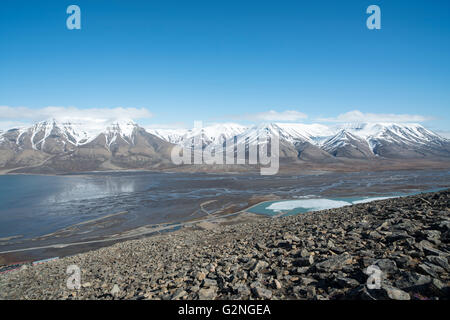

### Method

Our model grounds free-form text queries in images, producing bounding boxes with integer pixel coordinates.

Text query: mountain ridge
[149,121,450,159]
[0,119,449,173]
[0,119,174,173]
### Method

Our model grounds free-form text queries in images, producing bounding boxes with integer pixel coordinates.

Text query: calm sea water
[0,170,448,240]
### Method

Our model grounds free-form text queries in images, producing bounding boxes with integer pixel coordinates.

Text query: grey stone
[111,284,120,296]
[315,254,353,272]
[383,286,410,300]
[198,287,217,300]
[294,255,314,267]
[171,289,187,300]
[252,286,272,299]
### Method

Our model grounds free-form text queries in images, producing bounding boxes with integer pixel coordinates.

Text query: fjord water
[0,174,151,239]
[0,170,449,240]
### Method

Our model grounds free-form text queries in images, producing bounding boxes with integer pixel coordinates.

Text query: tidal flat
[0,169,449,263]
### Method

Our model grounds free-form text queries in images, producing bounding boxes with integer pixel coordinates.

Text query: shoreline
[1,186,448,264]
[2,158,450,177]
[0,195,278,265]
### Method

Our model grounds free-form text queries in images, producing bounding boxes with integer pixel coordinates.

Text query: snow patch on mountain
[104,120,138,148]
[276,123,334,144]
[31,120,104,149]
[147,128,189,144]
[148,123,247,146]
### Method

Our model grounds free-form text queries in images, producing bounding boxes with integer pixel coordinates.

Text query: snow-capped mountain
[321,130,375,159]
[102,120,140,149]
[147,128,189,145]
[223,122,332,161]
[0,119,105,153]
[275,123,334,145]
[148,123,247,147]
[0,119,174,172]
[0,119,155,152]
[0,119,449,173]
[330,122,444,147]
[320,123,450,159]
[148,122,450,160]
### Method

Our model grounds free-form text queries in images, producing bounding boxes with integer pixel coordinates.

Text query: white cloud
[0,105,153,130]
[318,110,433,123]
[145,122,188,130]
[435,130,450,139]
[227,110,308,122]
[0,120,32,131]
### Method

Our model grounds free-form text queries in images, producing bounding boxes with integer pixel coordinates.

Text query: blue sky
[0,0,449,134]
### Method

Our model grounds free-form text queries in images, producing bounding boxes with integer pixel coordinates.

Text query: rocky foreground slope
[1,190,449,300]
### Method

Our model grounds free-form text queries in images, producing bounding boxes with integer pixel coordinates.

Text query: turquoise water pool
[246,188,446,217]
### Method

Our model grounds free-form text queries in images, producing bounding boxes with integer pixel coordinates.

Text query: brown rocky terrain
[0,190,449,300]
[0,120,175,174]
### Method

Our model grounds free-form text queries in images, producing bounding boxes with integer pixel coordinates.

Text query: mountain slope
[1,120,449,173]
[148,123,247,147]
[321,130,375,159]
[0,119,175,173]
[162,122,450,160]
